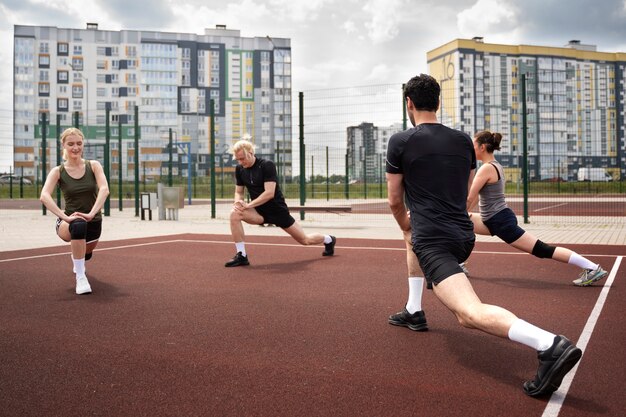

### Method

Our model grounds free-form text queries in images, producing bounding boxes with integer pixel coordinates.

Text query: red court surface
[1,235,624,417]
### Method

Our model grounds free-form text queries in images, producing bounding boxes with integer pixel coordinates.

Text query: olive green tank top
[58,160,102,221]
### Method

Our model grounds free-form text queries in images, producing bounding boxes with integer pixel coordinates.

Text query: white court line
[1,239,624,263]
[542,256,623,417]
[533,202,569,213]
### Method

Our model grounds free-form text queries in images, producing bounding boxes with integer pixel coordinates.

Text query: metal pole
[363,147,367,199]
[104,108,110,216]
[311,155,314,199]
[41,112,47,215]
[168,128,173,187]
[521,74,529,224]
[210,99,216,218]
[134,105,139,217]
[345,152,349,199]
[118,119,123,211]
[56,114,62,206]
[402,83,408,130]
[299,91,305,220]
[326,146,329,201]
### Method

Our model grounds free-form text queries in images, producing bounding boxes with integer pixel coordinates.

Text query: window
[71,58,83,70]
[57,43,69,55]
[72,85,83,98]
[57,98,69,111]
[73,45,83,55]
[39,55,50,67]
[38,83,50,95]
[58,71,69,83]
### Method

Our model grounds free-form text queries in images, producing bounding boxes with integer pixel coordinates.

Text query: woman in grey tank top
[465,131,607,287]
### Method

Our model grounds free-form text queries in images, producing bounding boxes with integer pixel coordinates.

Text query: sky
[1,0,626,173]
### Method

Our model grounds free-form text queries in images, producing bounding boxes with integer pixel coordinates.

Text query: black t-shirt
[386,123,476,244]
[235,157,288,211]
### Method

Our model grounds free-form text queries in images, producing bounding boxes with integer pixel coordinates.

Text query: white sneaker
[75,275,92,295]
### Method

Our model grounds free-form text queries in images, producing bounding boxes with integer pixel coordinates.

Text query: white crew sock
[73,258,86,277]
[235,242,246,257]
[405,277,424,314]
[568,253,598,271]
[508,319,556,351]
[323,235,333,244]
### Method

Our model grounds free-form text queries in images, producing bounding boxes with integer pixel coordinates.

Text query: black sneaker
[388,308,428,331]
[322,236,336,256]
[523,335,582,397]
[225,252,250,267]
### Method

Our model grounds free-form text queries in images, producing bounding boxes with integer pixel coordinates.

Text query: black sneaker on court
[388,308,428,331]
[322,236,336,256]
[523,335,582,397]
[225,252,250,267]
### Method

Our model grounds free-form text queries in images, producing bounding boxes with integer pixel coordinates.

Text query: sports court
[1,232,624,417]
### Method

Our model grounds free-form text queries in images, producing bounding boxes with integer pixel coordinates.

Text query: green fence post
[118,119,123,211]
[41,112,47,215]
[134,106,139,217]
[299,92,305,220]
[104,108,110,216]
[210,99,216,219]
[168,128,173,187]
[345,153,349,199]
[326,146,329,201]
[521,74,529,224]
[402,83,407,130]
[56,115,61,206]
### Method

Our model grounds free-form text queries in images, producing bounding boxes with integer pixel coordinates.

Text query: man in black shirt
[225,138,336,267]
[385,74,582,397]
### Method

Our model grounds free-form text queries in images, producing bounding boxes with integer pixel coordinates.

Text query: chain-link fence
[6,74,625,225]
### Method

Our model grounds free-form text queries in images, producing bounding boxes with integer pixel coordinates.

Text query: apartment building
[427,38,626,181]
[346,122,402,182]
[13,23,291,181]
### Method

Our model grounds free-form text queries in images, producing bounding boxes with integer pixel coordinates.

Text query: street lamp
[266,35,288,191]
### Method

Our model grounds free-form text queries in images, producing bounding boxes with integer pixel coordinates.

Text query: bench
[290,205,352,213]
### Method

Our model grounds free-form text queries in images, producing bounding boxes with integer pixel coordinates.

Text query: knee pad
[85,252,93,261]
[531,240,556,259]
[69,220,88,240]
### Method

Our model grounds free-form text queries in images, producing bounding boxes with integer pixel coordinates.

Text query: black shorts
[483,208,525,244]
[413,239,475,289]
[56,218,102,244]
[256,205,296,229]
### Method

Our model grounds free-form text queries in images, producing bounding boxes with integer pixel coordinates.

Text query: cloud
[457,0,517,38]
[363,0,407,44]
[342,20,357,34]
[96,0,172,29]
[456,0,626,50]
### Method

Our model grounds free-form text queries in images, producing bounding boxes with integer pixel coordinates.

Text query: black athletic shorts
[483,208,525,244]
[56,218,102,243]
[255,205,296,229]
[413,239,475,289]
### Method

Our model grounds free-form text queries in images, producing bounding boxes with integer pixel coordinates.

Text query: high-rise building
[346,122,402,182]
[427,38,625,181]
[13,23,291,181]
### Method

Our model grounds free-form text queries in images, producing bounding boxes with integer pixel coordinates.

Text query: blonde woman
[40,128,109,294]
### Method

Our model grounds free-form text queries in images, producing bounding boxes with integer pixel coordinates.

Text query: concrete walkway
[1,203,625,252]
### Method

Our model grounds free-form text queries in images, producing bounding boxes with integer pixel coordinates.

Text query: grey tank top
[479,160,508,221]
